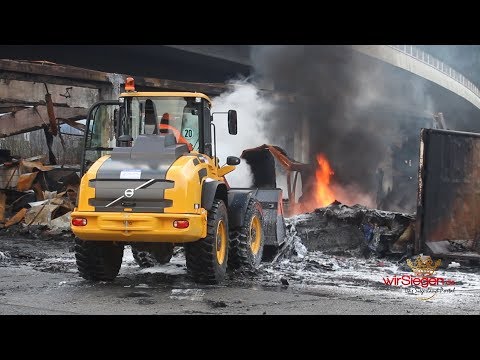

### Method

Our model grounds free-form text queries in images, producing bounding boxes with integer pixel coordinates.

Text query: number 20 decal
[183,128,193,138]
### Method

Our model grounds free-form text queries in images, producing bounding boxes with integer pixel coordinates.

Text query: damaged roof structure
[0,58,233,138]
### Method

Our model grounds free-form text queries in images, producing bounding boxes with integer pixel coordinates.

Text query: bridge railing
[388,45,480,99]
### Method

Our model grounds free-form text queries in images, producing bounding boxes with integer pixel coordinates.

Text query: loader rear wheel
[228,198,265,270]
[185,199,228,284]
[131,243,174,268]
[74,239,124,281]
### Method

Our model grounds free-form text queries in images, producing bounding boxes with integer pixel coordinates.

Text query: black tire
[75,239,124,281]
[185,199,229,284]
[228,198,265,270]
[131,243,174,268]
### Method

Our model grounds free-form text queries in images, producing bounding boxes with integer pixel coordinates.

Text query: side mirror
[228,110,237,135]
[227,156,241,165]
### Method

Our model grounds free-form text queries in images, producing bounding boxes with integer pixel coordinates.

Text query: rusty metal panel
[5,207,27,227]
[16,172,38,191]
[416,128,480,260]
[20,160,53,172]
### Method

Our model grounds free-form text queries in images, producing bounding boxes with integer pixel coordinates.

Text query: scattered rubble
[0,152,79,234]
[206,300,228,308]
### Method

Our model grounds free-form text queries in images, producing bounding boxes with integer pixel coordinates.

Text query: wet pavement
[1,235,480,315]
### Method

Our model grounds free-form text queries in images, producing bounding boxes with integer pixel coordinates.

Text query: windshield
[123,96,201,151]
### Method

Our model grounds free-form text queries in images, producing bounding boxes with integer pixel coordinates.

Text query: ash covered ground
[1,204,480,314]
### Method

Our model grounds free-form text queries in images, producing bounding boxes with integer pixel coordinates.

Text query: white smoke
[211,80,274,187]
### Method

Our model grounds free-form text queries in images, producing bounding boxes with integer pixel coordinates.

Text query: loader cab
[120,94,209,153]
[81,91,213,176]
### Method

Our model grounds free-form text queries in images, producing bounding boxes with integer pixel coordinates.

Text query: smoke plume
[249,45,438,210]
[211,80,274,187]
[211,46,478,213]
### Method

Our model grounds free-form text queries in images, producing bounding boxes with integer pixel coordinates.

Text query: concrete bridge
[1,44,478,111]
[166,45,480,111]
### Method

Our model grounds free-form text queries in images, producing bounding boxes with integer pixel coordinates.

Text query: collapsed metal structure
[0,58,232,138]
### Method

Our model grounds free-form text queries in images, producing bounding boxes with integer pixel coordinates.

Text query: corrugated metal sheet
[416,128,480,260]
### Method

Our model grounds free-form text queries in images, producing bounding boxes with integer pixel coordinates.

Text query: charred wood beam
[0,70,232,95]
[0,70,286,101]
[0,59,230,95]
[0,105,30,113]
[0,59,295,104]
[0,59,235,96]
[0,59,111,83]
[43,127,57,165]
[0,98,47,106]
[0,60,289,99]
[134,77,229,95]
[0,106,87,137]
[0,98,88,108]
[0,71,105,89]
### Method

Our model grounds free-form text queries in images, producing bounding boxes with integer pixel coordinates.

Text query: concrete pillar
[301,112,310,163]
[98,73,125,148]
[106,73,124,100]
[290,109,310,203]
[293,108,310,164]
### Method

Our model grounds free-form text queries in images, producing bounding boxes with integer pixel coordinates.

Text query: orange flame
[314,153,335,207]
[288,153,338,215]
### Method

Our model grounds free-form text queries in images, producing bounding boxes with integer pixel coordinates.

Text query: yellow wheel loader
[71,78,286,284]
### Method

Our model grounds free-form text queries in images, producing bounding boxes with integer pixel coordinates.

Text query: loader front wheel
[185,199,228,284]
[228,198,265,270]
[75,239,124,281]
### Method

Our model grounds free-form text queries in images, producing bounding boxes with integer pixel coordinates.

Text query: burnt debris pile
[0,151,79,239]
[277,201,415,261]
